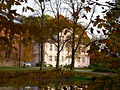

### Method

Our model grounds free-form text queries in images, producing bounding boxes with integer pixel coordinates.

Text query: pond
[0,76,120,90]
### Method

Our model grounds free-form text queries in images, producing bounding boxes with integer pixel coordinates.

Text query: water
[0,76,120,90]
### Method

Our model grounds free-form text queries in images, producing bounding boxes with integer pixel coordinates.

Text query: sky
[11,0,114,39]
[12,0,114,17]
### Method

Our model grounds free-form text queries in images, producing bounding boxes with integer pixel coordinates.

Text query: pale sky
[12,0,114,17]
[12,0,114,39]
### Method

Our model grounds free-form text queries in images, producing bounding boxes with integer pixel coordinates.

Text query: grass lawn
[0,66,93,72]
[0,66,34,70]
[64,67,93,71]
[75,68,93,71]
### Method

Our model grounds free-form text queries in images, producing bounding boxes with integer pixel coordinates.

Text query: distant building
[32,29,90,67]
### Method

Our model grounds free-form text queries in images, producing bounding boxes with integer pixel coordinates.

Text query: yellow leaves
[116,42,120,47]
[104,15,113,22]
[98,23,106,28]
[7,1,14,6]
[81,32,91,44]
[0,3,7,10]
[23,43,33,62]
[83,6,91,13]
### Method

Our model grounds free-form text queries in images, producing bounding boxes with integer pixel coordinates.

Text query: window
[55,46,57,51]
[62,56,64,62]
[82,57,85,63]
[78,57,81,62]
[55,56,57,61]
[49,44,52,51]
[49,56,52,61]
[60,36,64,40]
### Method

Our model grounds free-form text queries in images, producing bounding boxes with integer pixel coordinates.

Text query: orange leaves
[98,22,106,28]
[51,15,71,30]
[83,6,91,13]
[104,15,113,23]
[93,15,105,26]
[103,39,112,44]
[111,47,119,52]
[72,12,78,17]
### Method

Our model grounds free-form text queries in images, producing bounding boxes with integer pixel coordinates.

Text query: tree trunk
[56,33,60,68]
[18,34,21,68]
[70,47,75,70]
[56,51,60,68]
[40,41,44,70]
[70,40,75,70]
[38,42,41,63]
[70,23,76,70]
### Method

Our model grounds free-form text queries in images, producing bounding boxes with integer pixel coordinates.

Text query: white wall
[44,42,90,67]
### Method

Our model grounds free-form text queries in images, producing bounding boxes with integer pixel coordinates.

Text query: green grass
[64,67,93,71]
[75,68,93,71]
[0,66,33,70]
[66,76,93,80]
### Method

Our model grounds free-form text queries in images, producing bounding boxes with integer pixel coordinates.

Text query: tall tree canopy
[90,0,120,68]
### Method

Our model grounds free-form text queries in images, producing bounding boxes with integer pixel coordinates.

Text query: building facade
[32,29,90,67]
[32,42,90,67]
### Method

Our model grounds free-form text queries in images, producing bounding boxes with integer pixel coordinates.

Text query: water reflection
[0,83,120,90]
[0,76,120,90]
[0,86,88,90]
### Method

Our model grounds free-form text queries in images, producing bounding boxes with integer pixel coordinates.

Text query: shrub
[88,63,118,73]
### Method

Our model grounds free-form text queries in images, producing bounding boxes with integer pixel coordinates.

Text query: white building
[32,30,90,68]
[32,42,90,67]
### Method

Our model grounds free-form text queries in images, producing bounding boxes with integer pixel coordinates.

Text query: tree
[21,30,33,63]
[23,14,53,69]
[0,0,34,67]
[48,15,71,68]
[27,0,50,70]
[89,0,120,69]
[64,0,96,70]
[49,0,72,68]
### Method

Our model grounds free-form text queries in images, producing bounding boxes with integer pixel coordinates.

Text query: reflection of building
[19,85,88,90]
[32,30,90,67]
